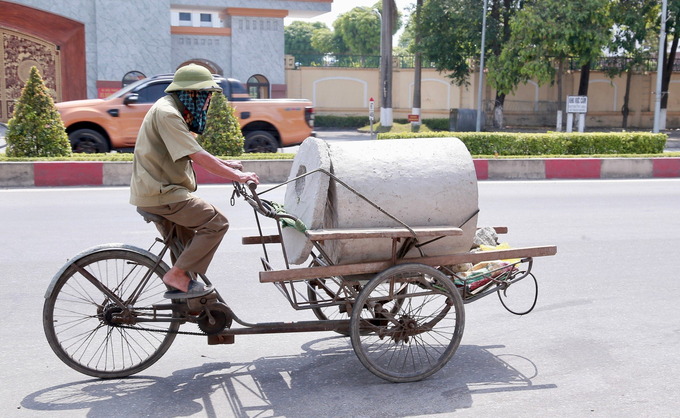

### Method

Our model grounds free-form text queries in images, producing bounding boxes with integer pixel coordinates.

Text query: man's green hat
[165,64,222,93]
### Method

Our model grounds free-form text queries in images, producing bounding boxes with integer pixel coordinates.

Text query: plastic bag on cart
[479,242,521,265]
[453,259,517,293]
[472,226,499,248]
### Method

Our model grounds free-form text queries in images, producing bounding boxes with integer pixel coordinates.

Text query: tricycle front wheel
[350,263,465,383]
[43,249,178,378]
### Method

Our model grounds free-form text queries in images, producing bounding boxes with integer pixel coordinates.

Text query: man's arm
[189,150,259,184]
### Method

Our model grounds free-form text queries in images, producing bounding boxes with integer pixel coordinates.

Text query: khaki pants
[139,197,229,274]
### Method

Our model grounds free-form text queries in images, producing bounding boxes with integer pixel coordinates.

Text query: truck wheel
[69,129,110,153]
[244,131,278,153]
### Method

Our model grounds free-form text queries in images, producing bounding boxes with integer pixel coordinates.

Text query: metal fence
[290,53,680,72]
[290,53,438,69]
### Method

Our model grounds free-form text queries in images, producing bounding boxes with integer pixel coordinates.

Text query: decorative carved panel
[0,26,61,122]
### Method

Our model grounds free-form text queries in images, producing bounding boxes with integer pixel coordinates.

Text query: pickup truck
[56,74,315,153]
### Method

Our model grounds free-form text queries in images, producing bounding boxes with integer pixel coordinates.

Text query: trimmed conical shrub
[5,66,71,157]
[197,91,244,156]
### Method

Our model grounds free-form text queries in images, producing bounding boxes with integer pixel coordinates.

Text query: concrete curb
[1,158,680,187]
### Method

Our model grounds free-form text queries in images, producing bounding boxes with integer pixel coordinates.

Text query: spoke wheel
[307,277,353,335]
[43,249,178,378]
[350,264,465,383]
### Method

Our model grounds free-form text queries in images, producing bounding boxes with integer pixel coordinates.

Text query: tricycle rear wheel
[350,263,465,383]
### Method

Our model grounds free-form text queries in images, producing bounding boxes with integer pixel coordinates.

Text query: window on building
[179,12,191,26]
[200,13,212,27]
[247,75,269,99]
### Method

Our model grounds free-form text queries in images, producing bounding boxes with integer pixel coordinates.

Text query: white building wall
[230,16,285,85]
[171,35,231,76]
[94,0,171,82]
[7,0,331,97]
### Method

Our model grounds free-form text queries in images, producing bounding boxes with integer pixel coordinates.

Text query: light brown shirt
[130,94,203,207]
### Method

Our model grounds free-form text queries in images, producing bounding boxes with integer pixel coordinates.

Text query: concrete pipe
[282,136,479,265]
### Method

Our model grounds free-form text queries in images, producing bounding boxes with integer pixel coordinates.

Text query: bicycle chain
[115,324,209,337]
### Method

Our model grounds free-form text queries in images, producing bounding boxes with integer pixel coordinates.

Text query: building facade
[0,0,331,122]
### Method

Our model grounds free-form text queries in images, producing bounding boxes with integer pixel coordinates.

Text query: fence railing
[289,53,439,69]
[290,53,680,72]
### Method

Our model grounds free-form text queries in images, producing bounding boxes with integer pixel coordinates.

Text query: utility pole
[412,0,423,129]
[476,0,488,132]
[653,0,668,134]
[380,0,394,127]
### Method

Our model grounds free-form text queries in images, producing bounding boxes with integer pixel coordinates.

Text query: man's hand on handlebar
[222,159,243,171]
[239,171,259,185]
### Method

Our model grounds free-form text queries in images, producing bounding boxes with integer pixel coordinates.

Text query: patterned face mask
[177,90,212,134]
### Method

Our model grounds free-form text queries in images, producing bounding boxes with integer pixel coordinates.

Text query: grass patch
[358,121,433,134]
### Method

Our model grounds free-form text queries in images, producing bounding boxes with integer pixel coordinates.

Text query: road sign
[407,114,419,122]
[566,95,588,114]
[369,97,375,118]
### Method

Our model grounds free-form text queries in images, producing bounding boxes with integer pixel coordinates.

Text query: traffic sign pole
[369,97,375,140]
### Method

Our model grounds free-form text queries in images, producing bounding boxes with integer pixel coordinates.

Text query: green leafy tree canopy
[284,21,329,54]
[504,0,612,86]
[332,2,402,56]
[5,66,71,157]
[196,91,244,156]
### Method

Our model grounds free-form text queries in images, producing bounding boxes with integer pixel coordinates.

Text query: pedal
[208,334,235,345]
[186,292,219,311]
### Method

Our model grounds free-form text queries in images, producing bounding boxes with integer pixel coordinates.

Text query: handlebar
[231,181,299,223]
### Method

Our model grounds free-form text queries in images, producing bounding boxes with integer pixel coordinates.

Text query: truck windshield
[104,79,148,101]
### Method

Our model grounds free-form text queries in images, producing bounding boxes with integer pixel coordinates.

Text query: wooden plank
[242,235,282,245]
[259,245,557,283]
[305,226,463,241]
[476,226,508,234]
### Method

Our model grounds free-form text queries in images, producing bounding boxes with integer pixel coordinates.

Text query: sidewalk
[2,157,679,188]
[1,125,679,187]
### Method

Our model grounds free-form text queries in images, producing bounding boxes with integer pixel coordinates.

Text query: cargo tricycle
[43,176,556,383]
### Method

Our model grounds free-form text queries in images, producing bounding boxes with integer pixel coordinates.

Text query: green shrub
[314,115,370,128]
[422,118,449,131]
[197,91,243,156]
[377,131,667,155]
[5,66,71,157]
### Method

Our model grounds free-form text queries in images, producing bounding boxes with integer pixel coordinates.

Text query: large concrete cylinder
[282,137,479,265]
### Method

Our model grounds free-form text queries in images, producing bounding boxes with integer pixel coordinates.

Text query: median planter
[2,157,680,187]
[378,131,668,155]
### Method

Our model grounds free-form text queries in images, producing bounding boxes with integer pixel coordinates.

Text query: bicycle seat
[136,208,166,224]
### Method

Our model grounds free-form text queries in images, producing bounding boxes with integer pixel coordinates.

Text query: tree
[5,66,71,157]
[658,0,680,129]
[311,26,347,55]
[607,0,658,128]
[284,21,329,54]
[330,2,402,57]
[495,0,611,130]
[196,91,244,156]
[334,6,382,57]
[417,0,523,128]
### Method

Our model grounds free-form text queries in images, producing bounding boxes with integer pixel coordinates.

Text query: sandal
[164,280,214,299]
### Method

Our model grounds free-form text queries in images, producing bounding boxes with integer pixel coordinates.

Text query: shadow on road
[22,337,556,417]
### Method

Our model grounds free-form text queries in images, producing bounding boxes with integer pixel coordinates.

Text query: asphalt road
[1,179,679,417]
